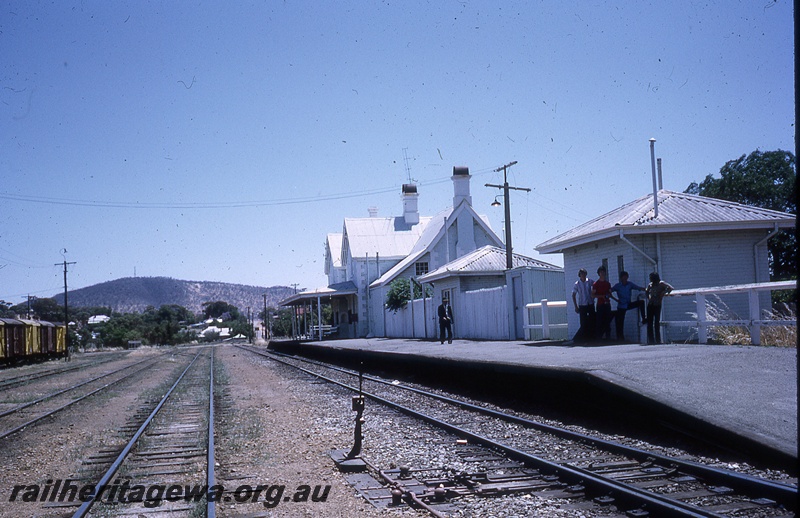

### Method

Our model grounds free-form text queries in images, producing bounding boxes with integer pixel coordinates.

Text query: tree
[143,305,193,345]
[8,297,63,321]
[685,150,796,284]
[268,307,295,337]
[385,278,430,312]
[0,301,12,318]
[201,301,240,320]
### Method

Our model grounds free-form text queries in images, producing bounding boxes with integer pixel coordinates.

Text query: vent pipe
[657,158,663,190]
[368,206,378,218]
[649,138,658,218]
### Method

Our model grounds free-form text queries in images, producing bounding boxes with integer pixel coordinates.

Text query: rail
[664,280,795,345]
[72,351,204,518]
[238,345,798,515]
[523,299,568,340]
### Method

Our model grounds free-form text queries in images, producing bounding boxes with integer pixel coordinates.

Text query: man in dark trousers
[437,299,453,344]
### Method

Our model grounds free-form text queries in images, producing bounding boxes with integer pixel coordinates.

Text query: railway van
[0,318,67,363]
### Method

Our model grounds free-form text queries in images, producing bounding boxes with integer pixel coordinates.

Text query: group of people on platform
[571,266,673,344]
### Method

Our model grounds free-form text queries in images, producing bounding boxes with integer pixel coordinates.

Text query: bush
[694,297,796,347]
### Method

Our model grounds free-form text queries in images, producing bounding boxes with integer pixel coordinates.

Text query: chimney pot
[401,184,419,225]
[451,166,472,206]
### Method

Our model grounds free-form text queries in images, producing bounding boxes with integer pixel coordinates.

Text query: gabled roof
[536,190,796,253]
[343,216,432,259]
[418,245,562,283]
[325,233,343,273]
[370,202,504,288]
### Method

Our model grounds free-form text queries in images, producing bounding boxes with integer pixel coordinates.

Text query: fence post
[541,299,550,339]
[696,294,708,344]
[749,289,761,346]
[523,300,531,340]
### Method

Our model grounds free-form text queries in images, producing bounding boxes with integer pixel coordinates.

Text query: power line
[0,187,401,209]
[0,167,501,211]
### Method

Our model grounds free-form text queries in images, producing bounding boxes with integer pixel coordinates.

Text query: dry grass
[696,297,796,347]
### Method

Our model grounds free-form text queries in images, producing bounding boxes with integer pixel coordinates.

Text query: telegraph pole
[485,161,530,269]
[290,284,299,339]
[246,307,252,343]
[56,252,77,360]
[263,294,268,343]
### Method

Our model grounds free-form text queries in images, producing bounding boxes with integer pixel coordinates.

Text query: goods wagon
[0,318,67,363]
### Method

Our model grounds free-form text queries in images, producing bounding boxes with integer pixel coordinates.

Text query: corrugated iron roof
[537,190,796,253]
[369,204,505,288]
[343,216,432,259]
[280,280,358,306]
[418,245,561,283]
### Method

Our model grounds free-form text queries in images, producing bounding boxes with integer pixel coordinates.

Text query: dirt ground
[0,348,192,517]
[214,344,417,517]
[0,346,418,517]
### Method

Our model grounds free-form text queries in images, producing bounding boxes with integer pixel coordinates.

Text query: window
[415,261,429,276]
[617,255,625,275]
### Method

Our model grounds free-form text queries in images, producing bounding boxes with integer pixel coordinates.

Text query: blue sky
[1,1,794,305]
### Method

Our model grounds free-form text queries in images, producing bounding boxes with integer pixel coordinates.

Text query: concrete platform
[280,338,797,467]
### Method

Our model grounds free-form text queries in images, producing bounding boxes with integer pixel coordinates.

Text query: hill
[52,277,296,315]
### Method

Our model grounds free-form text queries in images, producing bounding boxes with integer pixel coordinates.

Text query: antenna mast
[402,148,413,183]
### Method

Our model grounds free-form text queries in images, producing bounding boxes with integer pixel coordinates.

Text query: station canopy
[279,281,358,307]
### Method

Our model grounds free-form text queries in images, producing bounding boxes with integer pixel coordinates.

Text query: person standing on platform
[437,299,453,344]
[571,268,595,342]
[646,272,673,344]
[592,266,613,340]
[611,271,645,342]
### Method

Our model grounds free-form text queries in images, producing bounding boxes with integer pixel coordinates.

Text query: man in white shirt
[571,268,595,342]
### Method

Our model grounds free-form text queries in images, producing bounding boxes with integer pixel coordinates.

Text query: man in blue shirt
[611,271,645,342]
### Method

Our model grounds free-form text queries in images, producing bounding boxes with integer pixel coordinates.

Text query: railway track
[0,353,173,441]
[68,346,217,517]
[0,352,124,391]
[239,344,797,517]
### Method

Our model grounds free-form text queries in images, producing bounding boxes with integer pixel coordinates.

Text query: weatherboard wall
[559,228,775,343]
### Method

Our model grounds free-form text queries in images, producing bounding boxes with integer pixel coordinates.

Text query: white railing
[523,299,568,340]
[664,280,795,345]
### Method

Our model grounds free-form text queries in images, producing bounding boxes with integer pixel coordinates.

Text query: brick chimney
[452,166,472,207]
[401,184,419,225]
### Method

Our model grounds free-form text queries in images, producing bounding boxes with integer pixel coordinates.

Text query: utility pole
[56,252,77,360]
[485,161,530,269]
[247,307,252,344]
[263,294,268,343]
[290,284,299,340]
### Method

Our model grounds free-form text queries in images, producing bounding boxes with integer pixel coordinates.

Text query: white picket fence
[456,286,510,340]
[382,286,510,340]
[384,297,436,339]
